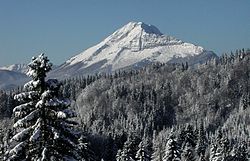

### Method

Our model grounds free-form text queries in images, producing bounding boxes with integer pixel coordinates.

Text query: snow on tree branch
[10,127,32,143]
[13,109,39,128]
[8,141,27,157]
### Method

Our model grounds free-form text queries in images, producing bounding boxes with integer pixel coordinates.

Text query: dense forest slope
[71,49,249,160]
[74,50,249,135]
[0,49,249,160]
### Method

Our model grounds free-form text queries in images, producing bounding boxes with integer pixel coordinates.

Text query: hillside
[67,50,248,160]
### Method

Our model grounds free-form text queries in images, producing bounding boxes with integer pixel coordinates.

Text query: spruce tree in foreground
[6,54,82,160]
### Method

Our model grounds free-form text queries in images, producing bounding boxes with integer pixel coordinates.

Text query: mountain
[51,21,217,78]
[0,64,28,74]
[0,70,29,90]
[0,63,60,90]
[0,21,217,89]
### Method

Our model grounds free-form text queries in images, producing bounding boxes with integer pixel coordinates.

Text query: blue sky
[0,0,249,66]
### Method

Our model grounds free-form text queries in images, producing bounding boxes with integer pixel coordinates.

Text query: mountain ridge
[0,64,28,74]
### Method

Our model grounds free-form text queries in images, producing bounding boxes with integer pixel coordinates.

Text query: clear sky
[0,0,249,66]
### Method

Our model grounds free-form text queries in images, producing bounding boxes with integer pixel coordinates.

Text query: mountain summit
[51,21,216,78]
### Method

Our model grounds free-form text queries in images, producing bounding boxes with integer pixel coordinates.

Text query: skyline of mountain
[1,1,249,66]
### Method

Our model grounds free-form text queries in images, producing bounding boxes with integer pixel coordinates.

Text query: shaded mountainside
[0,70,29,90]
[50,22,217,79]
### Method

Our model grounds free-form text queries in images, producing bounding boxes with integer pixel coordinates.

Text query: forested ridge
[0,49,249,160]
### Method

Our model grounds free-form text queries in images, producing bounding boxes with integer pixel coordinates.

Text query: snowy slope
[0,70,29,90]
[0,64,28,74]
[51,21,216,78]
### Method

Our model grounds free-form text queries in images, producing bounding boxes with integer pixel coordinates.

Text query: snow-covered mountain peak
[111,21,163,37]
[104,21,170,45]
[66,22,184,66]
[53,22,216,78]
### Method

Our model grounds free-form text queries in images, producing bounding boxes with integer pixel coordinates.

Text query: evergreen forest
[0,49,249,160]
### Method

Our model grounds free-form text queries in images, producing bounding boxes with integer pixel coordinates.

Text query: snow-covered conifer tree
[6,54,82,160]
[135,141,150,161]
[195,122,207,157]
[162,134,181,161]
[116,150,122,161]
[197,154,206,161]
[78,134,95,161]
[151,135,165,161]
[213,133,230,161]
[116,141,135,161]
[181,142,195,161]
[183,124,196,148]
[233,141,248,161]
[116,148,135,161]
[0,130,4,160]
[209,141,217,161]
